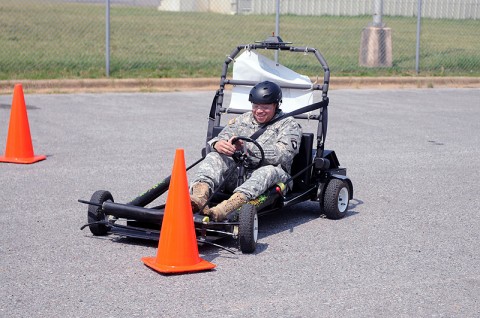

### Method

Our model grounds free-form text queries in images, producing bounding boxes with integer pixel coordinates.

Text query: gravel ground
[0,88,479,317]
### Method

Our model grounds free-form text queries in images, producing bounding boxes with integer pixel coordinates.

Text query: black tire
[87,190,113,236]
[322,179,350,220]
[238,204,258,253]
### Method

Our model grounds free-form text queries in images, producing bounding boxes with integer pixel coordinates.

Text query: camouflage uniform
[192,111,302,200]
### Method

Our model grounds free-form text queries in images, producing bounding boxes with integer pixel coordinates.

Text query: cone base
[141,256,216,274]
[0,154,46,164]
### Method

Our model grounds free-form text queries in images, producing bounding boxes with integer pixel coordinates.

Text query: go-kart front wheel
[322,179,350,220]
[87,190,113,236]
[238,204,258,254]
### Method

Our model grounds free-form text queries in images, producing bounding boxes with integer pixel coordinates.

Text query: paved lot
[1,88,479,317]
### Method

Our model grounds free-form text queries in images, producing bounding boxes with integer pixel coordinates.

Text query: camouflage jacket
[208,111,302,173]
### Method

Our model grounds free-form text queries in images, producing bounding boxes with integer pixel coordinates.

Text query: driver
[190,80,302,221]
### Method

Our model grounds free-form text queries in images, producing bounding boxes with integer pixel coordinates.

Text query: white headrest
[229,50,314,113]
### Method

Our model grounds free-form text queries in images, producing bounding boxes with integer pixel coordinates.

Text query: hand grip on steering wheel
[230,136,265,169]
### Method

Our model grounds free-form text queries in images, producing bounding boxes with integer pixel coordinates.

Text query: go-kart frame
[79,35,353,254]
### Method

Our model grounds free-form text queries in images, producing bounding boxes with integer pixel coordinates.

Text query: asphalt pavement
[1,88,479,317]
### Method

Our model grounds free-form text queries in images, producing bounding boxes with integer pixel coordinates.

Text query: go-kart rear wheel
[87,190,113,236]
[238,204,258,254]
[322,179,350,220]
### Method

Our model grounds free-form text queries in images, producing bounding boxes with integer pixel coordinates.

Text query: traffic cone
[141,148,215,274]
[0,84,46,164]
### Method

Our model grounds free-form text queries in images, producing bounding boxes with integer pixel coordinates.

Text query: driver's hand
[214,137,240,156]
[230,136,244,151]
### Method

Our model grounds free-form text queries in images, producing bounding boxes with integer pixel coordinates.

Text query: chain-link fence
[0,0,479,80]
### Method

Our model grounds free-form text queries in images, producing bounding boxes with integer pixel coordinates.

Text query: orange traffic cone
[0,84,46,164]
[141,149,215,274]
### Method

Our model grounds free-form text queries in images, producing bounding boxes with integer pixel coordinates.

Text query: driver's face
[252,103,276,124]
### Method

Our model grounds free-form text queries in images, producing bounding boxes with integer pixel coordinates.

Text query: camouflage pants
[191,152,290,200]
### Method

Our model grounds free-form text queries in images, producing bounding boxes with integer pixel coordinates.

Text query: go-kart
[79,35,353,254]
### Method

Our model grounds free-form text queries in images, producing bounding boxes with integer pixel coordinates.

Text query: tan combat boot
[190,182,210,212]
[208,192,248,221]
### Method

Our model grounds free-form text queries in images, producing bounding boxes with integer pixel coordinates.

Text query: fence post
[415,0,422,75]
[373,0,384,27]
[106,0,110,77]
[274,0,280,64]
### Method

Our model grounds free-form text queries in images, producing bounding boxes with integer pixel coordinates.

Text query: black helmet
[249,81,282,105]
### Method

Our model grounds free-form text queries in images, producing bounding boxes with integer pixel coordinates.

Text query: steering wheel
[231,136,265,170]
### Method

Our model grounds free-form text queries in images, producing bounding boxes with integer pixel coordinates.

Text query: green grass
[0,0,479,79]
